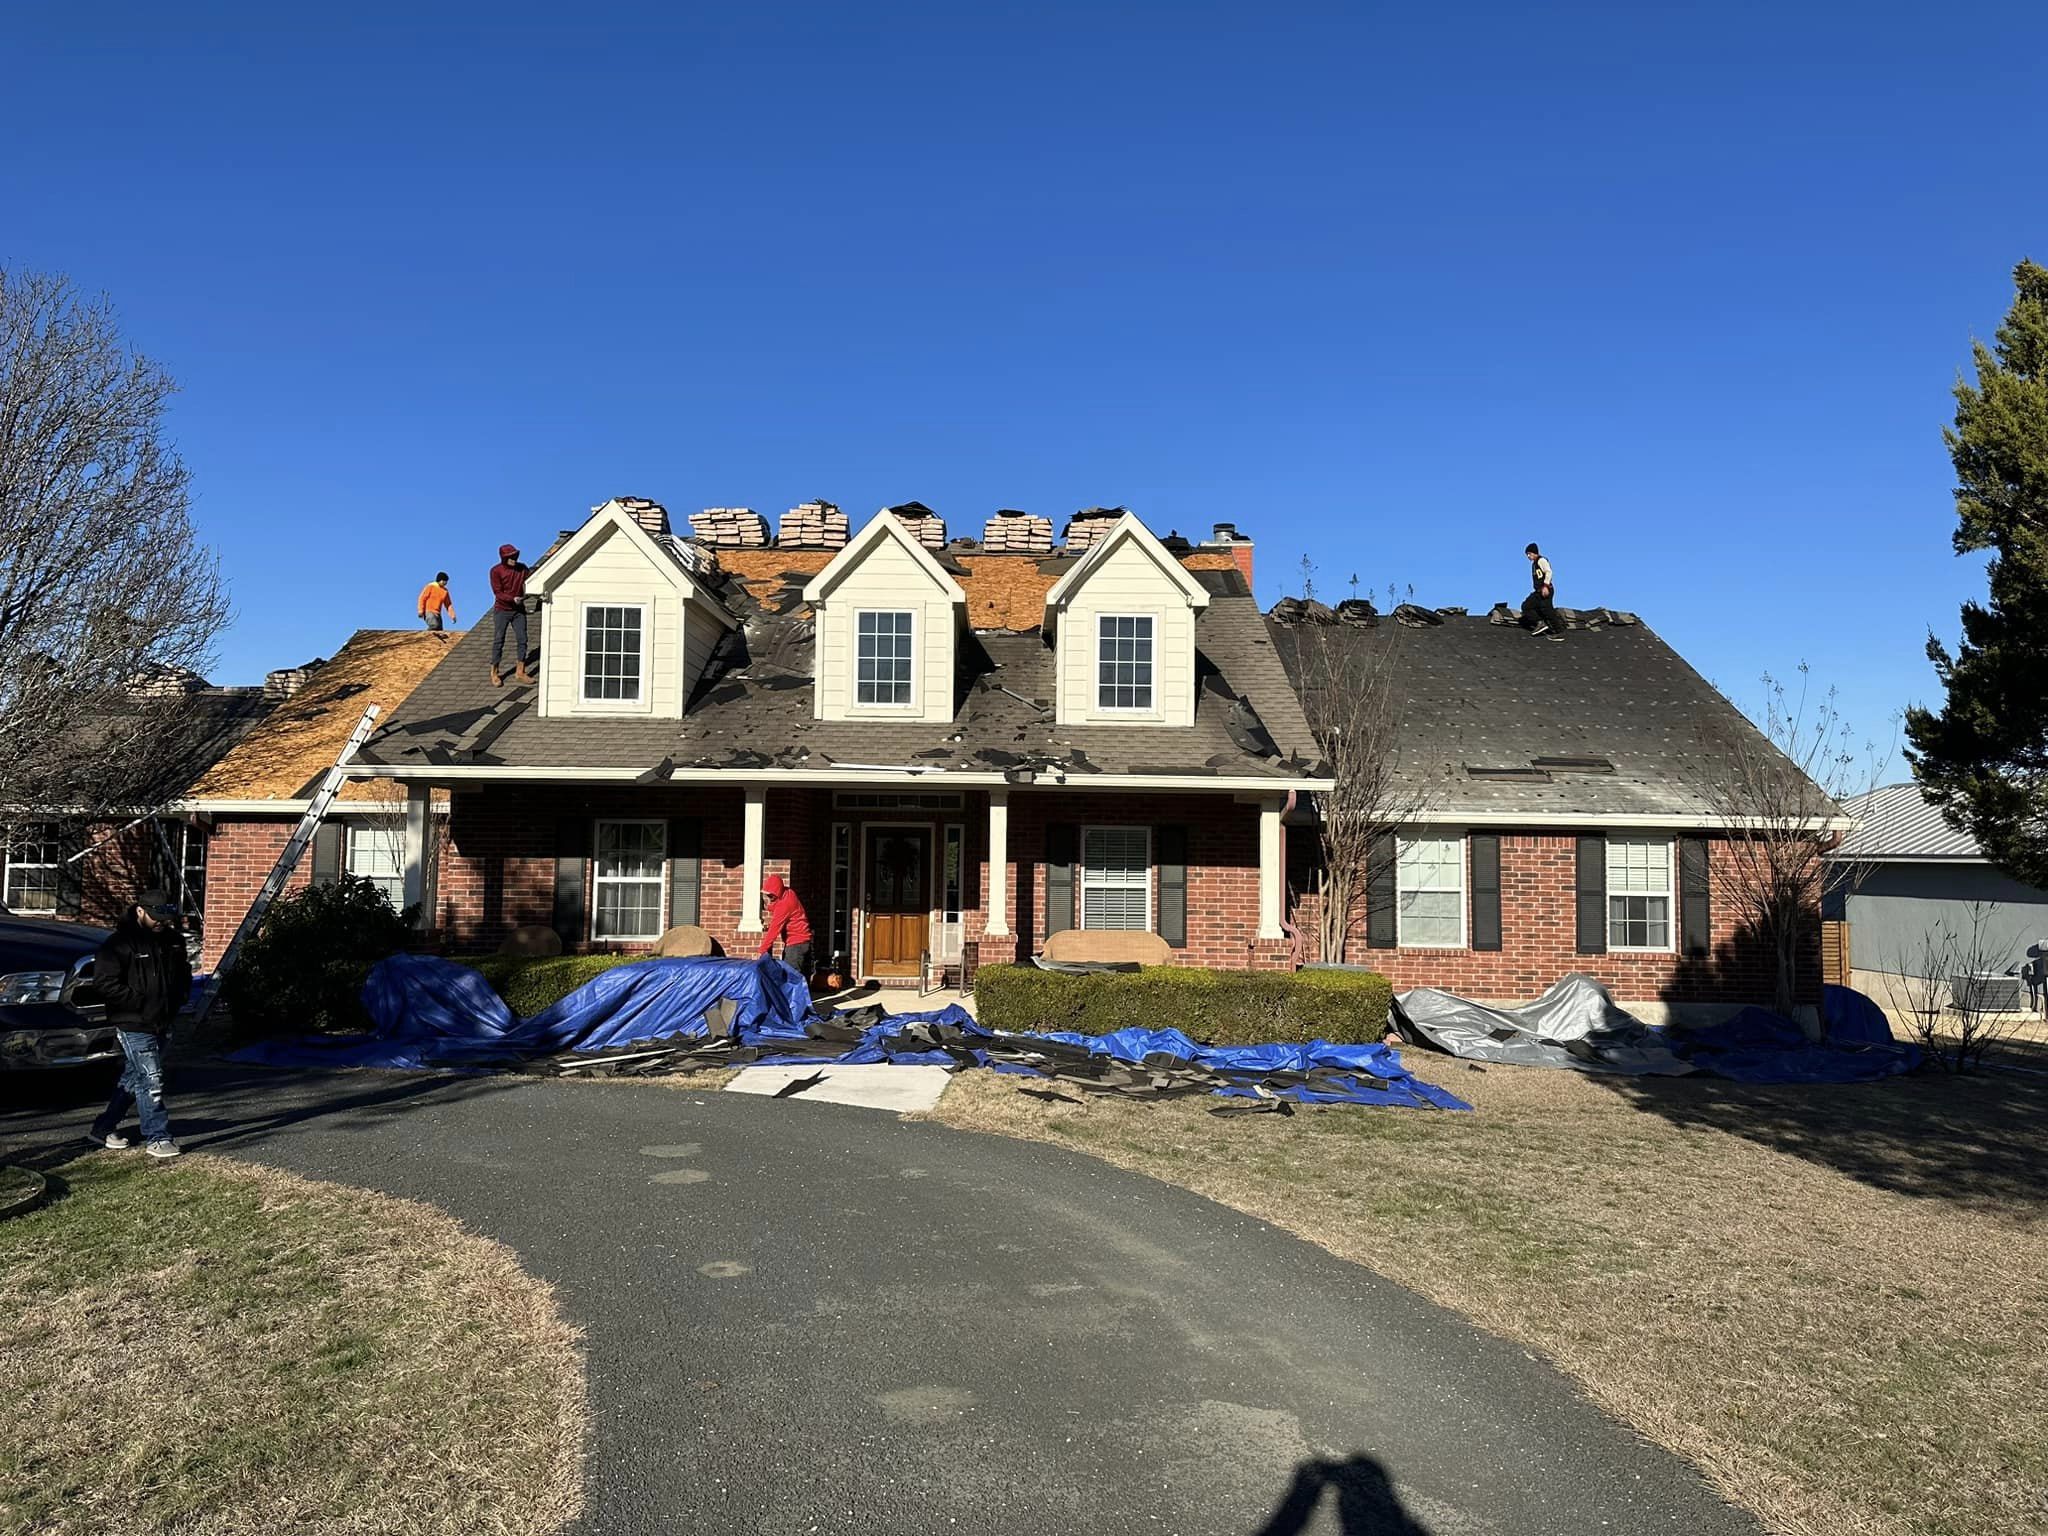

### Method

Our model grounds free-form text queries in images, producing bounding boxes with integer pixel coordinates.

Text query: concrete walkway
[3,1066,1759,1536]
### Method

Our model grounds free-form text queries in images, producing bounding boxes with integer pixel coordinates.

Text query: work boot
[490,669,504,687]
[514,665,535,685]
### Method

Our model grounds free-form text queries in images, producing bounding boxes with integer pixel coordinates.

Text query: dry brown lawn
[932,1061,2048,1536]
[0,1155,586,1536]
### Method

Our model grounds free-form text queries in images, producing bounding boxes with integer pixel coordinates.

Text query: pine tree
[1906,260,2048,884]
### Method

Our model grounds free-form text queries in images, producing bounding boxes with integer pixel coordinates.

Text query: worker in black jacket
[87,888,193,1158]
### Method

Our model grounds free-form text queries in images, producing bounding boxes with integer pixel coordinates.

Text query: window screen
[582,606,644,702]
[1081,826,1150,930]
[1607,838,1673,949]
[1097,615,1154,710]
[593,820,666,940]
[1397,835,1464,947]
[857,611,915,705]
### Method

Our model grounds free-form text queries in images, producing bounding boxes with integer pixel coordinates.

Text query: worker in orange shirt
[417,571,457,639]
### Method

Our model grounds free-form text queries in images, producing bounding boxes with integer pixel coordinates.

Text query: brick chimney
[1202,521,1254,589]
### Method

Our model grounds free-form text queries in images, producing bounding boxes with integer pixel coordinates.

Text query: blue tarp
[1673,1000,1921,1083]
[229,954,1470,1110]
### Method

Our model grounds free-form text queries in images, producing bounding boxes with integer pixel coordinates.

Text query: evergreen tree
[1906,260,2048,884]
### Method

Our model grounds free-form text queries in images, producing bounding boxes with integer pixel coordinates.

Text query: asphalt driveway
[3,1066,1760,1535]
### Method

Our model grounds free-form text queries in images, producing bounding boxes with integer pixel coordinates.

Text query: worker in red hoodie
[758,874,814,979]
[489,543,534,687]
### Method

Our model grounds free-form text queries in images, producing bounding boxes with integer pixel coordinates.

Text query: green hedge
[461,954,648,1018]
[973,964,1392,1045]
[221,877,413,1040]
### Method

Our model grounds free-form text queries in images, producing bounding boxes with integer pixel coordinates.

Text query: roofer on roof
[1522,543,1565,642]
[489,544,534,687]
[417,570,456,639]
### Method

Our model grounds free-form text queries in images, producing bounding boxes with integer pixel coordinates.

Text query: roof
[187,629,457,804]
[802,512,967,605]
[1835,783,1982,861]
[1269,609,1828,822]
[57,688,275,810]
[1042,512,1212,618]
[356,550,1322,787]
[529,501,735,626]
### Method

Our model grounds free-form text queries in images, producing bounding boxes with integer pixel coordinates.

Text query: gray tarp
[1392,973,1696,1075]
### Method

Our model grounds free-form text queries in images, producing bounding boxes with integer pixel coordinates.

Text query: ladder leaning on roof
[189,704,381,1024]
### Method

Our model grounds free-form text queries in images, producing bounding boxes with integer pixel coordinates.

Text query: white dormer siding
[804,512,966,724]
[1044,514,1208,727]
[527,501,735,720]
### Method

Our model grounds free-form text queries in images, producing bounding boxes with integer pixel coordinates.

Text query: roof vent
[1465,765,1553,782]
[1532,755,1615,774]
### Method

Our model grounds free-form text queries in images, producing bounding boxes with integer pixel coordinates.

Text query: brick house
[349,500,1323,981]
[178,629,456,969]
[1269,606,1837,1020]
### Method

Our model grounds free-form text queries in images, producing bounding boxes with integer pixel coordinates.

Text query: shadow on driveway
[1255,1454,1433,1534]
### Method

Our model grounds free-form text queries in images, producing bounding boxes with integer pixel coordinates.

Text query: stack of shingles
[779,499,849,548]
[614,496,670,537]
[688,506,770,547]
[981,509,1055,554]
[886,501,947,549]
[1062,506,1127,554]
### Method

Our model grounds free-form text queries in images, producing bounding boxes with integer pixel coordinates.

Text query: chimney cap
[1211,521,1244,541]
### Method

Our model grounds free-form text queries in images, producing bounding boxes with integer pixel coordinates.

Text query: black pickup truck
[0,909,117,1070]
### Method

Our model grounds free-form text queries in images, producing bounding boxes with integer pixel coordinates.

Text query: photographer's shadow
[1254,1455,1432,1535]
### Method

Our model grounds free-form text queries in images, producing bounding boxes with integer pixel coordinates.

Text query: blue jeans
[92,1030,171,1144]
[491,608,528,672]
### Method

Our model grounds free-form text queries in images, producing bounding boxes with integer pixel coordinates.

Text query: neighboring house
[1,676,273,939]
[178,629,458,968]
[1828,783,2048,993]
[1269,607,1837,1019]
[349,500,1322,980]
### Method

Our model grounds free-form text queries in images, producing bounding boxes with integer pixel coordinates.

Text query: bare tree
[1279,561,1445,966]
[1695,667,1884,1024]
[0,268,231,823]
[1878,903,2029,1072]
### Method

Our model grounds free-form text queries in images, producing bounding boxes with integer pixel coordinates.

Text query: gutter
[341,763,1336,795]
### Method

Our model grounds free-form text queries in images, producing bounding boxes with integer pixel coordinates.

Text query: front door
[863,827,930,977]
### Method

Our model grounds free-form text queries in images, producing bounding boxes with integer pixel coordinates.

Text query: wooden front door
[863,827,930,977]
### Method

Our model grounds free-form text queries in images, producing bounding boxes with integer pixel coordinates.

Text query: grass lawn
[932,1059,2048,1536]
[0,1154,585,1536]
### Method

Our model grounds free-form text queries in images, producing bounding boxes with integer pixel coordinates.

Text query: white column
[738,786,766,932]
[401,783,436,928]
[984,788,1010,936]
[1257,795,1285,941]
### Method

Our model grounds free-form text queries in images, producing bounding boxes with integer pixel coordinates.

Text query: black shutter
[1575,834,1607,955]
[961,825,981,910]
[55,825,84,918]
[668,817,702,927]
[1470,834,1502,952]
[553,818,590,945]
[310,823,343,888]
[1680,836,1711,958]
[1155,824,1187,948]
[1366,831,1396,950]
[1045,823,1076,936]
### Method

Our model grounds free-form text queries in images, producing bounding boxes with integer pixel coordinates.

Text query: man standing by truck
[86,887,191,1158]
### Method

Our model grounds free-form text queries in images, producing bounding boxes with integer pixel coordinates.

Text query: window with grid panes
[581,605,644,702]
[345,825,405,909]
[1397,835,1464,947]
[1081,826,1151,930]
[1606,838,1673,950]
[592,820,666,940]
[1096,615,1154,710]
[856,611,915,705]
[2,823,62,913]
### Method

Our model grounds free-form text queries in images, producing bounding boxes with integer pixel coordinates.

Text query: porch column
[401,783,437,929]
[738,785,766,932]
[1257,795,1285,941]
[984,788,1010,936]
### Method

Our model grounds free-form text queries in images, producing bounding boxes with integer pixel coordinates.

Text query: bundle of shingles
[779,499,848,549]
[688,506,770,548]
[981,509,1055,554]
[612,496,670,537]
[885,501,947,549]
[1062,506,1127,554]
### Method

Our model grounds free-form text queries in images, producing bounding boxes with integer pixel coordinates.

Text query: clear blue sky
[7,3,2044,774]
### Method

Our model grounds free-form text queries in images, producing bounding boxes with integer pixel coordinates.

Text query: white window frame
[591,818,667,943]
[1606,837,1676,953]
[1095,613,1158,714]
[940,823,966,961]
[1395,832,1466,949]
[1080,824,1152,932]
[2,823,63,914]
[344,823,406,911]
[853,608,918,710]
[578,601,650,711]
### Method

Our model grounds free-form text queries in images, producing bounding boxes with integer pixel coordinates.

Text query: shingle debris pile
[981,508,1055,554]
[689,506,770,547]
[779,499,848,548]
[885,501,947,549]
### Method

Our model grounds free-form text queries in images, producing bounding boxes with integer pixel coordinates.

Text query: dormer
[803,512,967,723]
[527,499,735,720]
[1043,513,1210,727]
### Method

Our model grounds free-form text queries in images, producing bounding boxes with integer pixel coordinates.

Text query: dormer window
[856,610,916,707]
[1097,615,1154,711]
[582,604,645,704]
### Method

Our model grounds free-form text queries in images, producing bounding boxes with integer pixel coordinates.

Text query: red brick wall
[1290,830,1817,1005]
[199,818,308,968]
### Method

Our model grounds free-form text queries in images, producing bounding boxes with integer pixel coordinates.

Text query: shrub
[220,876,414,1039]
[463,953,647,1018]
[973,964,1392,1045]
